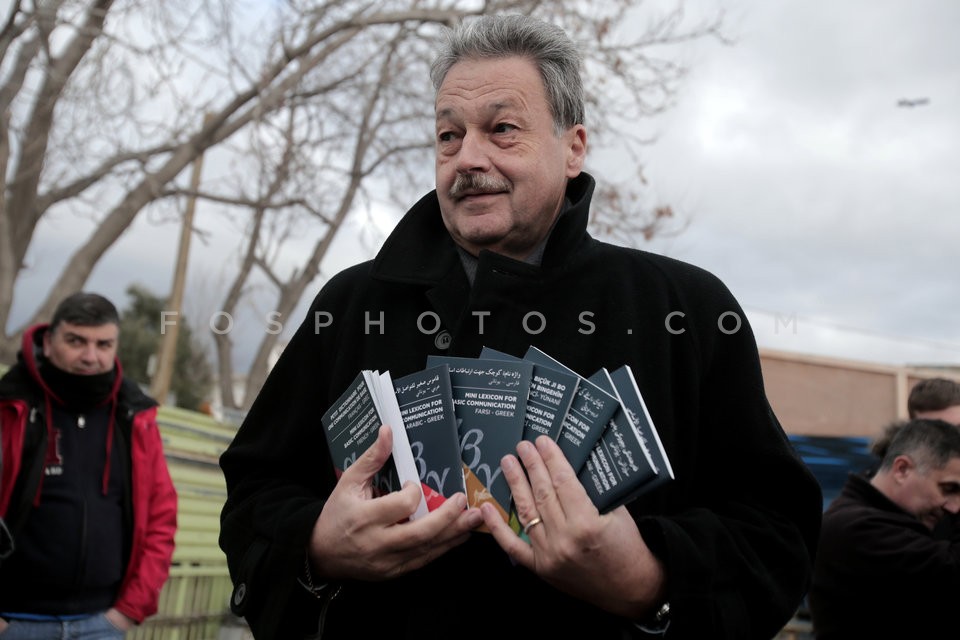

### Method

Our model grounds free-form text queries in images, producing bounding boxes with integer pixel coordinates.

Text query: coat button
[233,582,247,606]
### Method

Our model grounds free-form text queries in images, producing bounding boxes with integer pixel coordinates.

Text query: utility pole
[150,124,207,404]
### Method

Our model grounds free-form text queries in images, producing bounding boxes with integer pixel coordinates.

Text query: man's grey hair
[430,14,585,134]
[879,418,960,472]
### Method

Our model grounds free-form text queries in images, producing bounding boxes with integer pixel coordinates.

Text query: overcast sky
[10,0,959,370]
[634,0,960,367]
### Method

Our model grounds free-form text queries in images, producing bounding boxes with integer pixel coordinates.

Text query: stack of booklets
[320,347,673,528]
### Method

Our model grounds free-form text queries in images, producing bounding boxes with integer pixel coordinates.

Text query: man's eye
[438,131,457,143]
[493,123,517,134]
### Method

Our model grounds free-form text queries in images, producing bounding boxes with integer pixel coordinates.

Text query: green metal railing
[129,406,240,640]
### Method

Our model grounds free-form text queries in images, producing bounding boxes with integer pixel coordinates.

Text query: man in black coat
[810,418,960,638]
[219,14,821,639]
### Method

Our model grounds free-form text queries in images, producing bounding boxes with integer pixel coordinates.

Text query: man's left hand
[481,435,666,620]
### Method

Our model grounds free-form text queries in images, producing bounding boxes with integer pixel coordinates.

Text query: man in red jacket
[0,292,177,638]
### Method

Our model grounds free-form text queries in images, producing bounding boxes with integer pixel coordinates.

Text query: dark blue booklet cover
[608,365,673,493]
[479,346,578,443]
[320,370,427,518]
[522,347,618,473]
[393,364,466,511]
[579,368,661,512]
[426,354,532,526]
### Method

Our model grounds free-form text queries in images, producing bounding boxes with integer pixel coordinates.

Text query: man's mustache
[449,173,511,199]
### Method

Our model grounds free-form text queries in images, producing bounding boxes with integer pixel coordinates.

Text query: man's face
[897,456,960,530]
[435,56,586,260]
[43,321,118,375]
[916,406,960,426]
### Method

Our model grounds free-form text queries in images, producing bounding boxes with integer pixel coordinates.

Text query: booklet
[608,365,674,493]
[426,354,532,526]
[522,347,618,473]
[393,364,466,511]
[579,367,662,512]
[479,346,578,443]
[320,370,427,519]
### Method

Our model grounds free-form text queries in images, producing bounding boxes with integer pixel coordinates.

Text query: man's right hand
[308,425,482,581]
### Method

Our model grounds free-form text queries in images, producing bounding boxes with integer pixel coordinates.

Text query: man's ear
[891,454,916,481]
[565,125,587,177]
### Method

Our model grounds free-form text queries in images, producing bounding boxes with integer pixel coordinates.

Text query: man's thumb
[345,424,394,482]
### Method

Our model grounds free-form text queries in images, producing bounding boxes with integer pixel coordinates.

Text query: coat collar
[371,172,596,285]
[842,472,926,527]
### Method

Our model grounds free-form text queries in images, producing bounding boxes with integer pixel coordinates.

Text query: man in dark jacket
[0,292,178,638]
[810,418,960,638]
[219,14,821,640]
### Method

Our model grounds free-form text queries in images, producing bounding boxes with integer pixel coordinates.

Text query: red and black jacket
[0,324,178,623]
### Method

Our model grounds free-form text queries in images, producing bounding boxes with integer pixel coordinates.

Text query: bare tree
[0,0,722,404]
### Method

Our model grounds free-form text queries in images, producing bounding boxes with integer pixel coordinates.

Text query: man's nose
[456,130,491,173]
[944,497,960,515]
[80,344,97,361]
